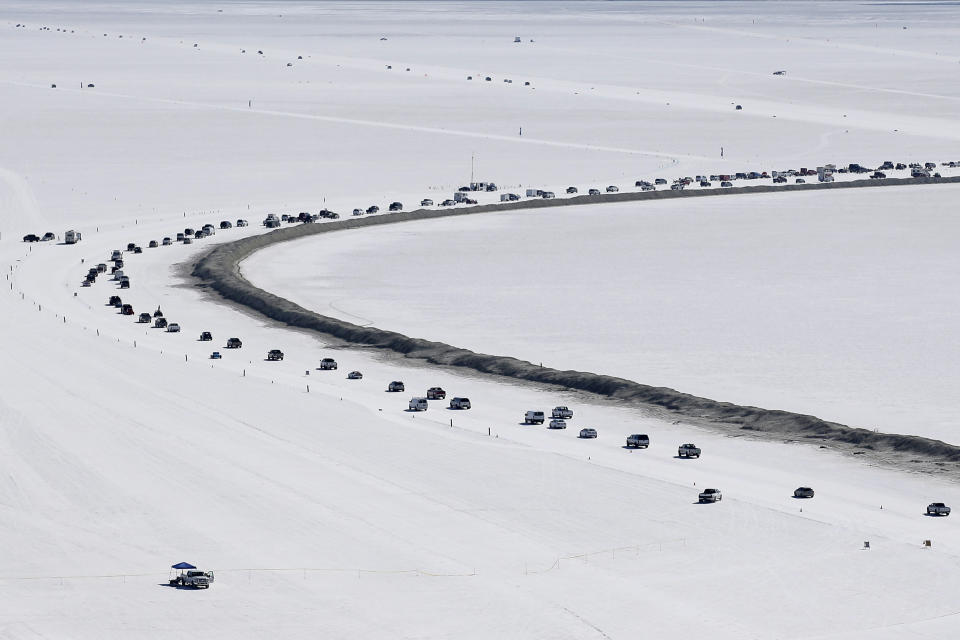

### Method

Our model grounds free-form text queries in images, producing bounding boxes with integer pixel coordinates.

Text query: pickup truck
[677,443,701,458]
[426,387,446,400]
[927,502,951,516]
[551,406,573,420]
[524,411,545,425]
[626,434,650,448]
[176,570,215,588]
[699,488,722,503]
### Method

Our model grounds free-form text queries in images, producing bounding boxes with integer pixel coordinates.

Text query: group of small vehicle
[92,225,254,348]
[514,413,950,513]
[404,385,472,411]
[85,214,952,520]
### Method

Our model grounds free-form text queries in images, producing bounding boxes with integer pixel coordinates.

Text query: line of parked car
[516,407,950,513]
[83,202,953,519]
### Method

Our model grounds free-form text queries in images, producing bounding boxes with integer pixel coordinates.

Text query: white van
[409,397,428,411]
[524,410,545,424]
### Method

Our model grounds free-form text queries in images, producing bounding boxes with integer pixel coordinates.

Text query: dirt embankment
[192,176,960,472]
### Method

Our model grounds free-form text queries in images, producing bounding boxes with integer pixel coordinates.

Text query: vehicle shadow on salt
[157,582,202,590]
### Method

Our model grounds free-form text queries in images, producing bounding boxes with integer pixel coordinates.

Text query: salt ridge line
[193,175,960,467]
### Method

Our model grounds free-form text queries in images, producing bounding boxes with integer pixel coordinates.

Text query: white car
[548,419,567,429]
[347,371,363,380]
[167,323,181,333]
[579,428,597,439]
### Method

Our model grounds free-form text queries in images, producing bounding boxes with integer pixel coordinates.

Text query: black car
[23,234,40,242]
[133,246,143,254]
[388,202,403,212]
[42,232,56,241]
[148,240,158,248]
[366,205,379,214]
[200,331,213,341]
[126,242,136,251]
[226,337,242,348]
[154,317,168,328]
[108,295,122,307]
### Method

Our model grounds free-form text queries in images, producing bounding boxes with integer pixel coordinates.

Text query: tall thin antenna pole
[471,153,475,184]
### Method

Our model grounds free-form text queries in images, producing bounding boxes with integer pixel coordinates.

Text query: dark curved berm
[192,176,960,465]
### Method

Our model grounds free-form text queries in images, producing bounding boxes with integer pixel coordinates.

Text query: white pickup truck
[551,406,573,419]
[171,569,215,588]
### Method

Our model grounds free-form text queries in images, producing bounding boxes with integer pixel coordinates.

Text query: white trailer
[65,230,81,244]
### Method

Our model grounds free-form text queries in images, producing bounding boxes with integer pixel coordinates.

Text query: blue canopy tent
[169,562,197,585]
